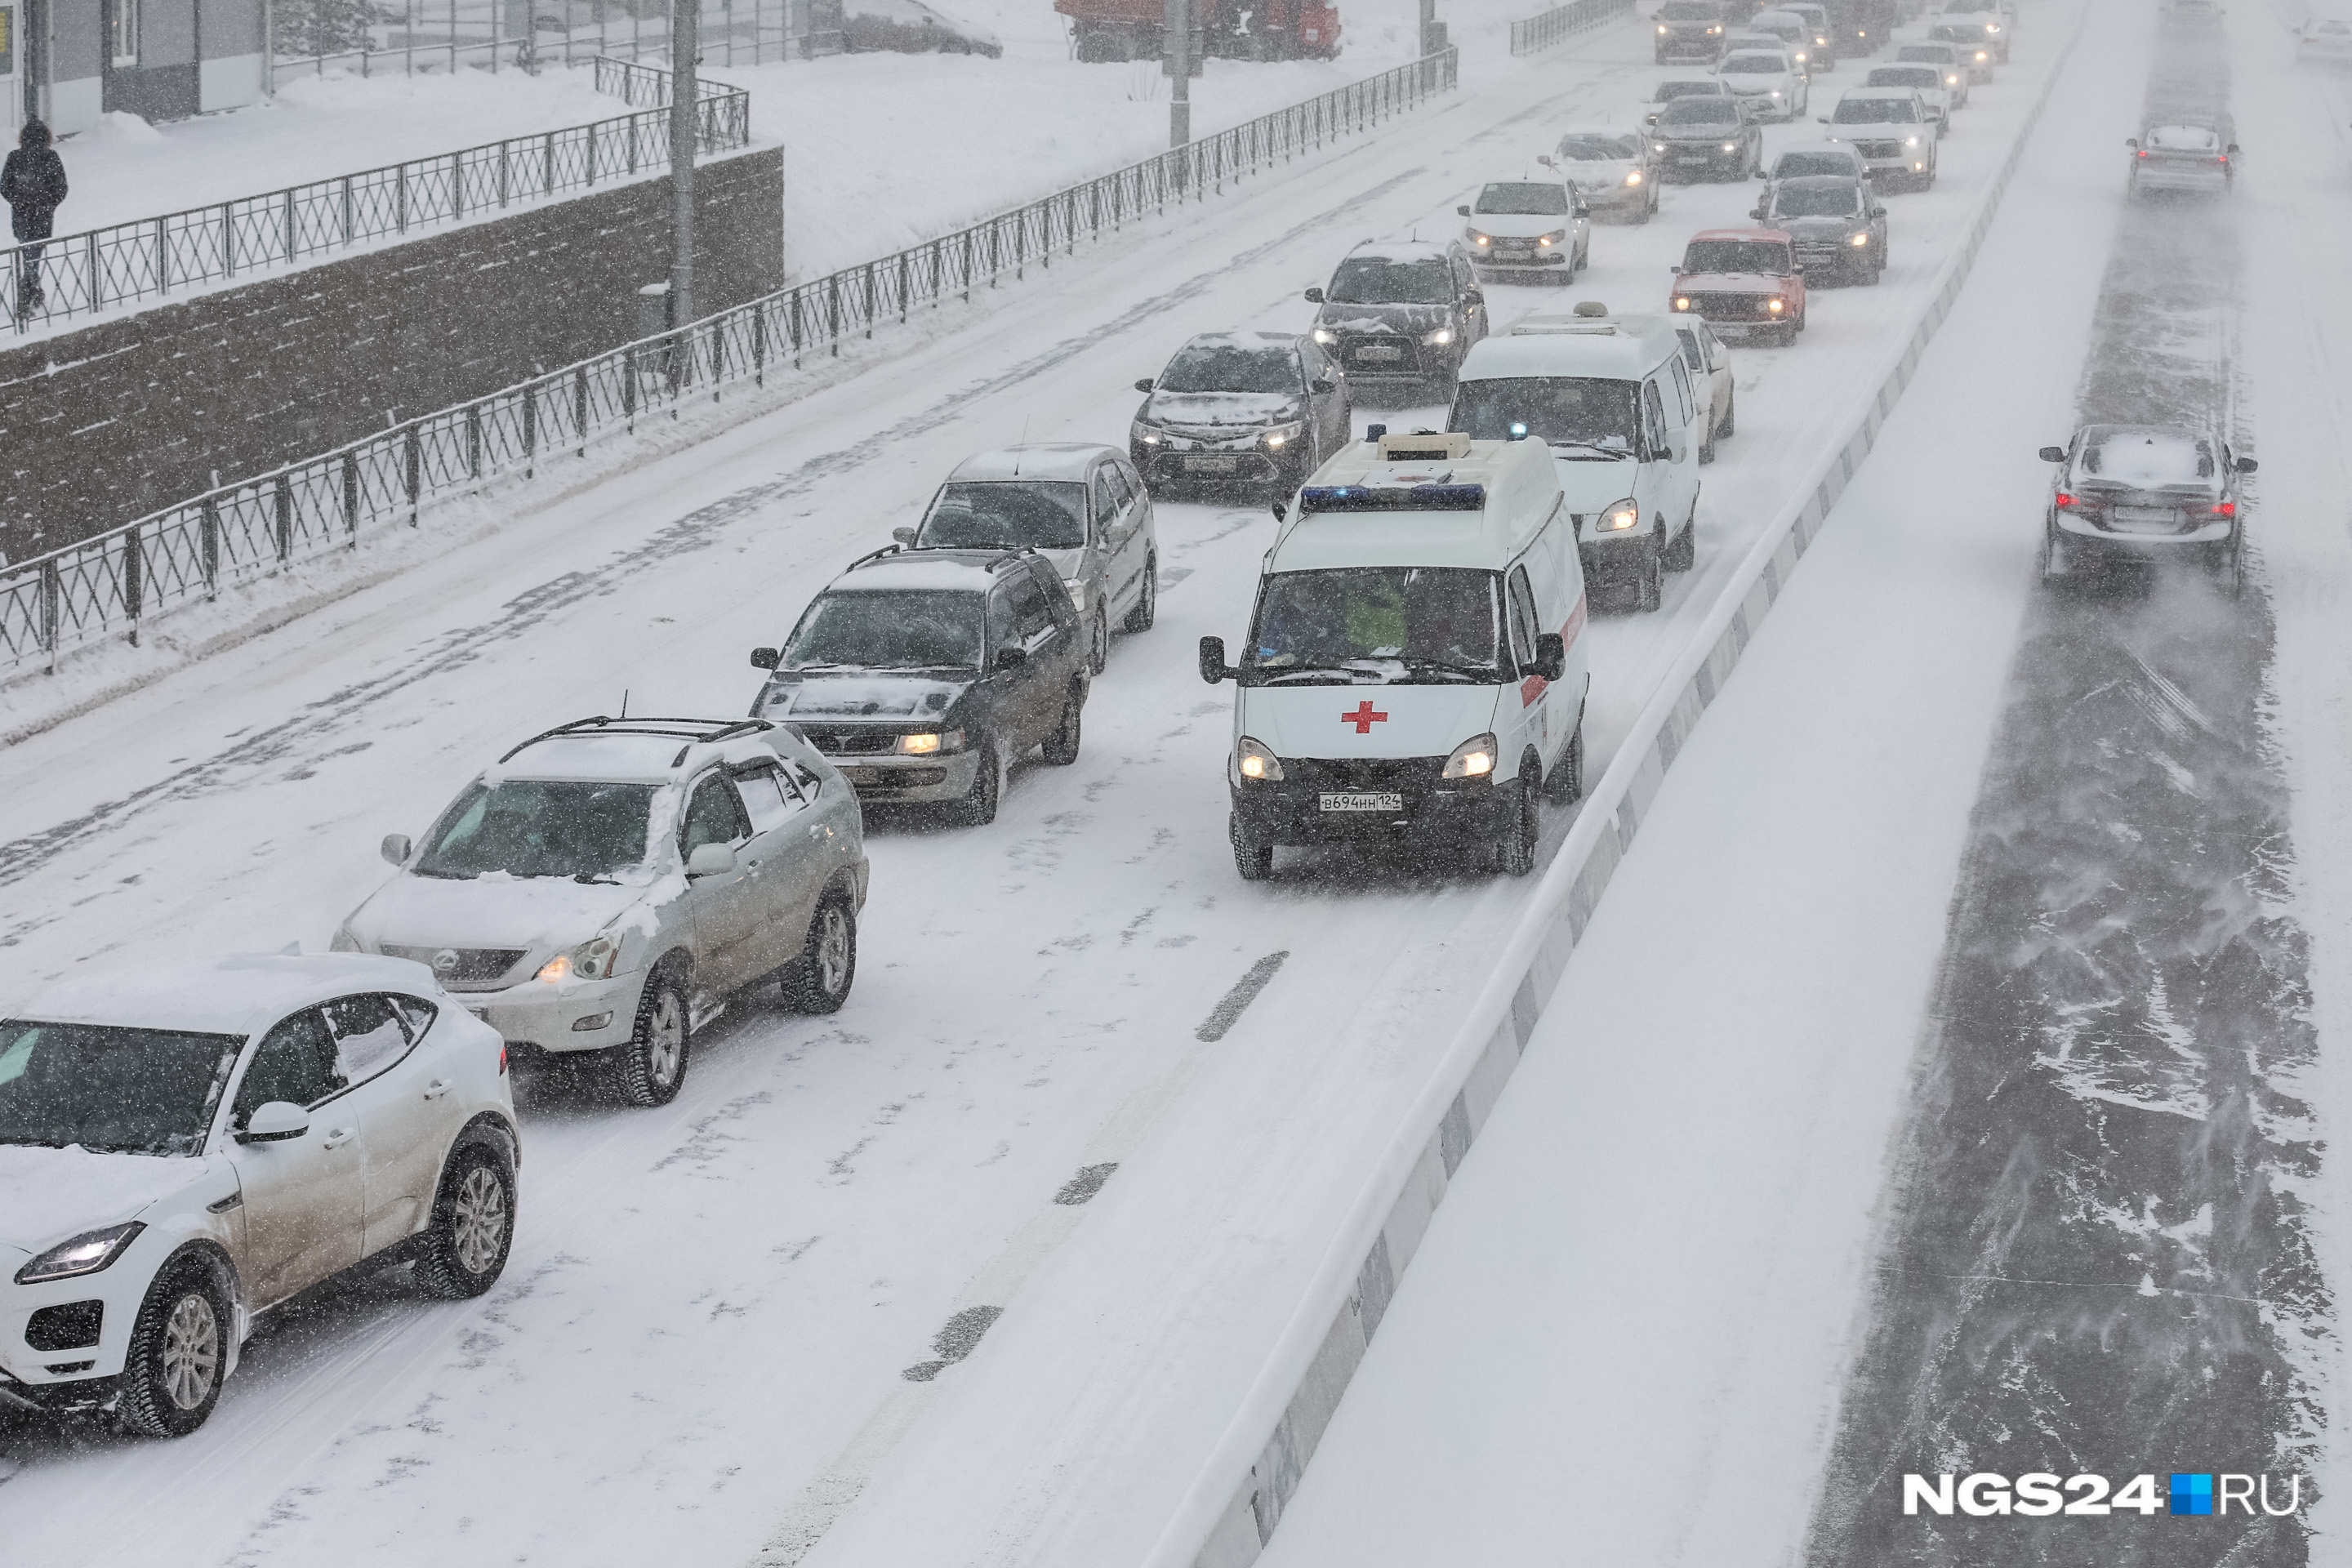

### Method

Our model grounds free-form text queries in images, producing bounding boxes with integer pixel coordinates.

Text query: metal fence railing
[0,60,751,336]
[272,0,844,82]
[0,49,1459,679]
[1508,0,1635,55]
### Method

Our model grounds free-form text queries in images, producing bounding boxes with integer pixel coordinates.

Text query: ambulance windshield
[1243,567,1504,684]
[1449,376,1637,453]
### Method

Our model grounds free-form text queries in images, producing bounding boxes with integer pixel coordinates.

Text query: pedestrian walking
[2,120,69,322]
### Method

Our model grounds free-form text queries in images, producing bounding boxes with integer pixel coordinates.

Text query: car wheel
[1633,532,1665,612]
[952,737,1002,826]
[1547,719,1586,803]
[1042,680,1085,766]
[413,1142,516,1299]
[1717,390,1736,439]
[115,1255,229,1438]
[1795,305,1808,333]
[1699,419,1716,465]
[1231,813,1275,880]
[610,969,690,1107]
[1664,508,1697,572]
[1123,555,1157,633]
[782,895,858,1014]
[2038,523,2063,581]
[1088,608,1109,675]
[1493,773,1539,877]
[2212,533,2247,599]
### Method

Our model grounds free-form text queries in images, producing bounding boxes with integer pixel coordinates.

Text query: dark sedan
[1749,174,1885,283]
[1649,95,1762,181]
[1129,331,1352,497]
[1304,238,1489,402]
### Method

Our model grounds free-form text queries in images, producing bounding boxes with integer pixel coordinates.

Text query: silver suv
[336,717,868,1107]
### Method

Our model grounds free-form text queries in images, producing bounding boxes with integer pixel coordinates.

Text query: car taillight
[2137,149,2148,158]
[2055,492,2075,509]
[2212,501,2236,516]
[499,1045,510,1076]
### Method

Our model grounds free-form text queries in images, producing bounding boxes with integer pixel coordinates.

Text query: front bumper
[1673,295,1794,335]
[1330,334,1441,382]
[1655,33,1721,57]
[2132,162,2230,194]
[1473,247,1572,274]
[828,746,984,804]
[460,969,648,1056]
[1658,142,1747,174]
[1136,443,1292,488]
[1231,761,1512,848]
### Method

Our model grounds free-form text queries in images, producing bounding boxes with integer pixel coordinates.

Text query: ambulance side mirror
[1530,633,1567,684]
[1199,636,1235,684]
[1457,204,1472,216]
[1271,499,1289,522]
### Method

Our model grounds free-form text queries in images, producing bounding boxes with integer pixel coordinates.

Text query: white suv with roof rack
[333,717,868,1107]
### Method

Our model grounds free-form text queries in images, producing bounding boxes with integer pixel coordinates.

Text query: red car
[1668,227,1809,345]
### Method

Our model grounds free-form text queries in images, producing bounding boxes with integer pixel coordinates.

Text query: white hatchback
[0,954,518,1437]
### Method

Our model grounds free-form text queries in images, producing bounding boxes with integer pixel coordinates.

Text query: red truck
[1058,0,1341,62]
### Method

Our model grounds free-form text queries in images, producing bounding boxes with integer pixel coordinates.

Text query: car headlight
[1624,169,1644,186]
[1423,327,1454,346]
[1948,73,1960,83]
[539,933,624,984]
[1793,49,1806,60]
[16,1222,145,1285]
[1263,421,1305,451]
[1132,421,1161,445]
[1769,89,1782,97]
[1535,229,1566,247]
[1722,141,1738,152]
[1673,296,1692,310]
[1904,136,1920,147]
[1766,297,1785,313]
[1597,498,1640,531]
[1468,228,1492,247]
[1235,737,1283,782]
[1441,733,1499,780]
[1311,327,1336,345]
[898,728,964,755]
[1850,231,1870,246]
[1659,22,1669,32]
[1654,141,1669,153]
[1984,22,1999,31]
[1976,49,1988,59]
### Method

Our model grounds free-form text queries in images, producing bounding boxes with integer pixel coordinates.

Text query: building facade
[5,0,268,138]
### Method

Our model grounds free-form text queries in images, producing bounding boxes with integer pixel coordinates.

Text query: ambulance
[1447,305,1704,612]
[1199,430,1591,880]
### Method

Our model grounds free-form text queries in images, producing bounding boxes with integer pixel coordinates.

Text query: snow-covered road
[0,15,2090,1568]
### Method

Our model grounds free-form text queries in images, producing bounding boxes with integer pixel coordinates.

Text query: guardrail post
[753,302,768,385]
[466,404,483,477]
[397,163,409,235]
[523,383,539,474]
[626,114,639,176]
[826,272,840,356]
[452,151,466,220]
[123,525,142,646]
[499,140,513,208]
[544,131,558,195]
[201,498,220,597]
[403,426,422,524]
[220,203,235,278]
[586,120,599,186]
[39,558,58,672]
[574,365,590,452]
[624,345,639,417]
[155,217,170,293]
[274,474,294,563]
[86,233,100,313]
[340,176,354,245]
[342,452,361,542]
[863,265,876,339]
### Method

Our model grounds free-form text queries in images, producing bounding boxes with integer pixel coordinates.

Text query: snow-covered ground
[0,14,2103,1568]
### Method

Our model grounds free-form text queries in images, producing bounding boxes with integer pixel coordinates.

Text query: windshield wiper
[1549,440,1631,458]
[1254,664,1366,684]
[1400,659,1497,683]
[572,872,621,885]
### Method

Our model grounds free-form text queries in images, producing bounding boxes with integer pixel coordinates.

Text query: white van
[1199,430,1591,880]
[1446,306,1704,612]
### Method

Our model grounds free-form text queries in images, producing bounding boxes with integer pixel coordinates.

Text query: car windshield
[1772,184,1864,217]
[919,481,1086,550]
[1557,133,1637,159]
[1450,376,1638,452]
[1683,239,1792,272]
[1869,69,1940,89]
[1659,1,1717,16]
[1326,256,1454,305]
[0,1020,242,1156]
[1931,22,1987,40]
[413,779,659,880]
[1833,97,1918,123]
[1474,181,1570,216]
[1896,45,1955,62]
[1774,151,1858,176]
[1660,98,1740,126]
[1160,344,1303,394]
[784,588,987,671]
[1719,53,1786,72]
[1244,568,1503,683]
[1653,80,1724,101]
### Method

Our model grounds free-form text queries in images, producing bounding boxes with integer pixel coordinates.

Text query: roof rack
[847,543,906,570]
[497,716,773,765]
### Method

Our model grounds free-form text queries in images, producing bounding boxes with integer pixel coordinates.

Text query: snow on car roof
[13,953,440,1038]
[1690,226,1792,241]
[492,728,785,783]
[1269,438,1562,574]
[1841,87,1922,100]
[1653,78,1728,93]
[946,443,1116,483]
[835,548,1019,594]
[1182,330,1301,349]
[1722,47,1793,61]
[1772,140,1865,163]
[1344,240,1452,263]
[1470,312,1686,381]
[2078,425,2221,488]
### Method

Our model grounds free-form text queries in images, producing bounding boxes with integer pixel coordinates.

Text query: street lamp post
[669,0,698,332]
[1164,0,1189,147]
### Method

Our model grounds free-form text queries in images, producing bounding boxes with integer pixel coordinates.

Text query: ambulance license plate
[1320,791,1403,813]
[1356,345,1404,363]
[1185,455,1241,474]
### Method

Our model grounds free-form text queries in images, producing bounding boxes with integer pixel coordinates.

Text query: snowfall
[4,0,2351,1566]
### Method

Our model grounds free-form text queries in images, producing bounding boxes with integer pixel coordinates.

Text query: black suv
[1655,0,1725,61]
[1304,240,1489,403]
[749,549,1088,826]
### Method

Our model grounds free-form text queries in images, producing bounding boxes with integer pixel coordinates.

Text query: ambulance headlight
[1263,422,1304,451]
[1441,733,1499,780]
[1597,498,1640,532]
[1312,327,1337,345]
[1235,737,1284,782]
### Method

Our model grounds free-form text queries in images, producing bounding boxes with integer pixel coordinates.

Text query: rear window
[918,482,1086,550]
[2078,428,2217,487]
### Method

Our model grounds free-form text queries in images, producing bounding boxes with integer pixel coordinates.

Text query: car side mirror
[2037,446,2067,462]
[993,645,1027,672]
[238,1101,310,1144]
[2227,142,2241,154]
[1134,378,1156,393]
[1303,287,1325,303]
[1199,635,1234,684]
[1871,204,1887,216]
[1817,115,1829,122]
[2236,457,2259,473]
[1537,154,1557,168]
[1749,205,1766,220]
[891,526,915,546]
[2124,137,2139,149]
[1530,632,1567,684]
[380,833,412,866]
[1272,499,1289,522]
[1457,203,1472,216]
[686,842,738,878]
[1311,378,1334,394]
[750,646,780,670]
[1792,263,1807,274]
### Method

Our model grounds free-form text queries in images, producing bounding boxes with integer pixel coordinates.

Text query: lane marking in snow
[1195,951,1290,1042]
[900,1304,1005,1383]
[1053,1162,1121,1205]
